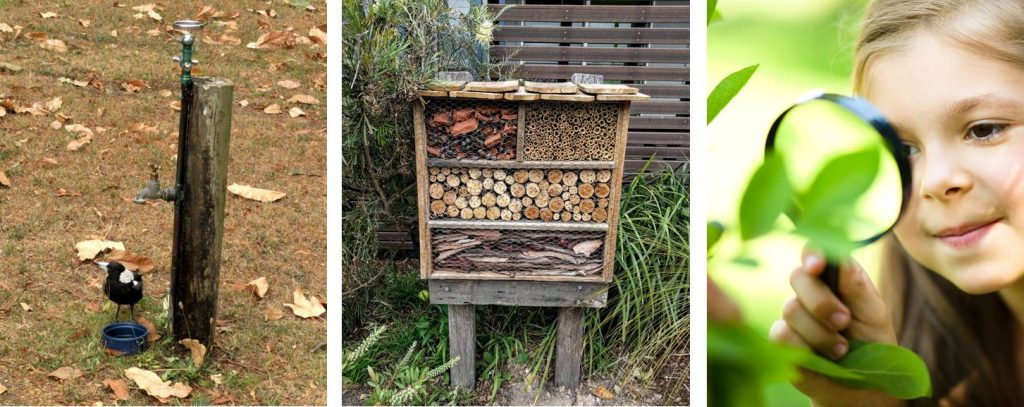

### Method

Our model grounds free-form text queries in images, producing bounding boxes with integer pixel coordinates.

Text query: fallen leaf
[55,188,82,197]
[41,157,59,166]
[40,12,59,19]
[159,89,172,97]
[0,23,12,33]
[262,104,281,114]
[48,367,83,381]
[169,101,181,111]
[147,10,162,21]
[308,26,326,45]
[593,385,615,400]
[131,4,157,12]
[210,374,223,386]
[121,79,146,93]
[75,239,125,261]
[125,367,192,401]
[217,33,241,45]
[110,30,118,37]
[179,339,206,367]
[99,250,155,273]
[287,94,318,105]
[249,31,292,49]
[103,379,130,401]
[228,183,286,202]
[40,39,68,53]
[283,288,326,318]
[277,79,300,89]
[136,317,161,342]
[67,133,92,151]
[50,120,63,130]
[0,62,23,73]
[572,240,603,257]
[25,31,48,41]
[264,307,284,321]
[247,276,269,298]
[146,28,161,37]
[238,99,249,107]
[0,171,9,187]
[0,383,6,395]
[20,302,31,312]
[288,107,306,118]
[79,19,91,27]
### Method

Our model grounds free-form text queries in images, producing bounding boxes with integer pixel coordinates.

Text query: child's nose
[919,155,973,202]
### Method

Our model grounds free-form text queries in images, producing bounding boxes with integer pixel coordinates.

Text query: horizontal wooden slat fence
[377,1,690,251]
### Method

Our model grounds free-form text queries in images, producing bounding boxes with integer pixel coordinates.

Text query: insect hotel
[414,76,648,388]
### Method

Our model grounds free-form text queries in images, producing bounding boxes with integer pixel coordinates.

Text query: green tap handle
[179,34,195,85]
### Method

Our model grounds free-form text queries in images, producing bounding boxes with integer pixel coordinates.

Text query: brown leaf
[136,316,161,342]
[43,96,62,112]
[249,30,292,49]
[287,94,319,105]
[262,104,281,114]
[169,101,181,111]
[159,89,172,97]
[247,276,269,298]
[75,240,125,261]
[55,188,82,197]
[284,288,326,318]
[228,183,286,202]
[19,302,31,312]
[40,12,59,19]
[0,23,13,33]
[0,171,9,187]
[308,26,326,45]
[125,367,192,401]
[0,383,6,395]
[593,385,615,400]
[277,79,300,89]
[40,39,67,53]
[67,133,92,151]
[572,240,603,257]
[121,79,146,93]
[179,339,207,367]
[103,379,130,401]
[41,157,59,166]
[264,307,284,321]
[79,19,91,27]
[217,33,241,45]
[48,366,83,381]
[25,31,48,41]
[287,107,306,118]
[100,250,155,273]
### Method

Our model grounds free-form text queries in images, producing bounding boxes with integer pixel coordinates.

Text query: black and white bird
[96,261,144,321]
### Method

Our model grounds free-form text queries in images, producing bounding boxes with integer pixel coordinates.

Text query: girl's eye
[900,141,920,157]
[966,122,1008,142]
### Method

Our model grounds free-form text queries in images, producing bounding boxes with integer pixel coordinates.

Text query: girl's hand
[769,251,900,406]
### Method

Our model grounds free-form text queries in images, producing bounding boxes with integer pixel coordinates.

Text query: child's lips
[934,219,1001,248]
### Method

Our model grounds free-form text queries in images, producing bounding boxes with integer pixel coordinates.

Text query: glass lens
[771,99,903,244]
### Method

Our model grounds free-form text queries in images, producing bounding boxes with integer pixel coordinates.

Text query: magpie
[96,261,144,321]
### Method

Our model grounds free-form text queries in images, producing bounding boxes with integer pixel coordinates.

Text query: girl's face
[864,31,1024,294]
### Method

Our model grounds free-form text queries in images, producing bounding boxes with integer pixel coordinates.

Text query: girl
[770,0,1024,405]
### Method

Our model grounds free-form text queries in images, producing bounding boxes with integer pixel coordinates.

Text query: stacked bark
[425,100,518,160]
[431,229,605,277]
[427,167,614,223]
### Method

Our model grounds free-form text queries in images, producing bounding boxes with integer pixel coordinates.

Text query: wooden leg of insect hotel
[169,77,234,348]
[448,304,476,388]
[556,307,584,387]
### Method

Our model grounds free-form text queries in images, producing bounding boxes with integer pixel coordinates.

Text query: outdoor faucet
[133,164,177,203]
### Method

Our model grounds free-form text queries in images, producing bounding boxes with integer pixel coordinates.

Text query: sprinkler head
[172,20,205,42]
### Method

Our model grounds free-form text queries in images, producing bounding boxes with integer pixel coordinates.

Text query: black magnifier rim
[764,92,912,246]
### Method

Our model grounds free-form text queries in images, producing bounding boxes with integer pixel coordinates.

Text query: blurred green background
[708,0,881,405]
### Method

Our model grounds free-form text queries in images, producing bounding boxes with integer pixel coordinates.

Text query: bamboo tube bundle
[521,102,619,161]
[427,167,614,223]
[431,229,607,277]
[424,99,518,160]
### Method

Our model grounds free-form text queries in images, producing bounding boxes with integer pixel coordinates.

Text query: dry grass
[0,0,326,405]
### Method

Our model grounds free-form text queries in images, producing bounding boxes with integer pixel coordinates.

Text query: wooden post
[448,304,476,388]
[169,77,233,347]
[555,307,584,387]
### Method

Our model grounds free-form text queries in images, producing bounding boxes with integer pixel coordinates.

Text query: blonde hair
[854,0,1024,92]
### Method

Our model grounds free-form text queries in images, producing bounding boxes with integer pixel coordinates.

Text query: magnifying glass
[765,92,911,295]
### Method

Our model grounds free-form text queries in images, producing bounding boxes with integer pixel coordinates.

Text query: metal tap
[133,164,177,203]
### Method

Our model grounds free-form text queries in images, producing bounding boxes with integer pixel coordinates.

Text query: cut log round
[469,168,482,179]
[473,207,487,219]
[579,170,596,183]
[481,192,497,207]
[446,205,460,218]
[486,206,501,220]
[595,183,610,198]
[522,197,533,207]
[429,183,445,199]
[493,169,507,180]
[493,181,507,195]
[549,197,564,212]
[446,174,460,188]
[458,186,470,197]
[562,171,578,186]
[441,167,452,175]
[569,194,581,205]
[514,170,530,184]
[524,205,540,219]
[548,184,563,197]
[505,175,515,184]
[597,169,612,182]
[500,209,513,221]
[482,177,494,190]
[580,199,595,214]
[508,199,523,213]
[573,212,582,221]
[528,169,544,183]
[510,183,526,197]
[429,167,440,175]
[561,191,571,201]
[496,193,511,208]
[460,207,474,220]
[538,180,550,195]
[469,195,481,208]
[466,179,483,196]
[598,198,609,208]
[592,207,608,222]
[582,213,592,222]
[578,183,595,199]
[460,173,469,183]
[430,200,446,216]
[455,196,468,209]
[512,212,522,221]
[540,208,554,222]
[525,182,540,198]
[443,190,457,205]
[535,193,549,208]
[482,168,493,179]
[561,211,572,222]
[547,169,563,184]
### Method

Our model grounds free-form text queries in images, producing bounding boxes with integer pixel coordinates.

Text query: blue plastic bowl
[102,322,148,356]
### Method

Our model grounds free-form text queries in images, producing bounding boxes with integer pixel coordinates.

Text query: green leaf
[708,64,759,124]
[739,152,792,241]
[707,0,718,25]
[798,354,864,381]
[710,9,723,23]
[798,147,880,220]
[707,221,725,252]
[837,341,932,399]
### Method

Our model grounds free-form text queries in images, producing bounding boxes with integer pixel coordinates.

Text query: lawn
[0,1,326,404]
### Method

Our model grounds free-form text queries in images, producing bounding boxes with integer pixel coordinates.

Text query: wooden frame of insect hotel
[414,77,648,388]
